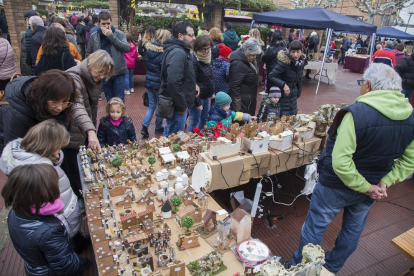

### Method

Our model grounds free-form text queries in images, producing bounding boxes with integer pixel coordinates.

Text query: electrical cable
[216,158,238,197]
[264,175,307,206]
[377,201,414,213]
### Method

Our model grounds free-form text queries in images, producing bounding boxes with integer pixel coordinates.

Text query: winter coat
[76,23,86,44]
[228,48,258,115]
[36,42,82,64]
[138,40,147,61]
[159,37,196,113]
[0,139,81,238]
[25,28,34,67]
[262,42,287,88]
[193,53,215,100]
[124,43,138,69]
[20,34,32,76]
[223,30,239,51]
[66,58,102,149]
[207,104,251,127]
[268,51,307,116]
[341,38,352,50]
[0,14,8,34]
[257,97,281,123]
[144,41,163,92]
[97,116,137,147]
[395,54,414,91]
[34,49,77,76]
[7,209,86,276]
[211,40,223,61]
[393,49,405,64]
[0,76,95,153]
[70,14,78,27]
[30,26,47,67]
[86,27,129,76]
[0,38,16,80]
[66,33,79,53]
[213,57,230,94]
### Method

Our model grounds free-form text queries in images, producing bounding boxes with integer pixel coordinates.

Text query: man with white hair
[29,15,46,70]
[371,40,396,67]
[290,63,414,274]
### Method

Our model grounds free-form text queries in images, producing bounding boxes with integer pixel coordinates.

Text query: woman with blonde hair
[209,27,224,60]
[141,29,171,137]
[138,25,156,67]
[249,28,265,47]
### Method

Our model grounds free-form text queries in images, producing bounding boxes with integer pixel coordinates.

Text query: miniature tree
[182,216,194,232]
[111,156,123,170]
[147,156,156,165]
[148,148,155,155]
[172,144,181,152]
[171,196,182,213]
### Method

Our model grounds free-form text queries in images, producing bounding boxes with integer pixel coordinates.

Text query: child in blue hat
[257,86,281,123]
[207,92,256,127]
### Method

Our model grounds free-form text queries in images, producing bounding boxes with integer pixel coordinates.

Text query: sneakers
[155,127,164,134]
[130,88,134,93]
[259,91,267,96]
[125,90,131,95]
[141,126,149,137]
[304,75,311,80]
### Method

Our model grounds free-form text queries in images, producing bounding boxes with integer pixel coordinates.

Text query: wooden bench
[391,227,414,276]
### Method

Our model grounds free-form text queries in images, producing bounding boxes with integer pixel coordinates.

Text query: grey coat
[66,59,102,149]
[86,29,129,76]
[66,33,80,53]
[0,139,81,238]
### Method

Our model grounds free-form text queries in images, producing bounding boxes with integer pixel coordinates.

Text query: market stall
[304,62,338,84]
[343,55,370,74]
[376,26,414,40]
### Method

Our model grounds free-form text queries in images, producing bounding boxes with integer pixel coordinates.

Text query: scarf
[213,104,230,119]
[195,51,211,64]
[110,117,123,127]
[31,198,64,216]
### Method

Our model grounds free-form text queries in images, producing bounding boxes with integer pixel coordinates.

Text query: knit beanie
[215,92,232,108]
[218,44,232,58]
[268,86,281,98]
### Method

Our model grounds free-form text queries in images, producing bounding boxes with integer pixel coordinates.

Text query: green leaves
[134,15,201,33]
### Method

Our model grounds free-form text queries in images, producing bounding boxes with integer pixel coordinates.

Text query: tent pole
[299,29,304,40]
[316,28,332,95]
[369,33,376,64]
[250,20,255,30]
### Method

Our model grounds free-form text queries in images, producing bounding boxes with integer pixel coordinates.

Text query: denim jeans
[142,89,163,129]
[402,89,413,100]
[290,183,375,274]
[124,69,134,90]
[338,49,346,64]
[188,98,210,132]
[103,74,126,102]
[163,110,187,136]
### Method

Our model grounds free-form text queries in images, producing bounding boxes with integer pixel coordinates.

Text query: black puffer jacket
[30,26,47,67]
[192,53,215,100]
[268,51,307,115]
[159,37,196,113]
[97,116,137,147]
[8,209,87,276]
[211,40,223,61]
[395,54,414,91]
[262,42,287,89]
[228,48,258,115]
[25,27,34,67]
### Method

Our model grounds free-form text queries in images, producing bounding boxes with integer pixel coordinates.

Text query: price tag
[195,212,199,214]
[175,268,181,272]
[188,197,191,200]
[188,240,192,243]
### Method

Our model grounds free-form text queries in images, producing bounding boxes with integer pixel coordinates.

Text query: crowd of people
[0,8,414,276]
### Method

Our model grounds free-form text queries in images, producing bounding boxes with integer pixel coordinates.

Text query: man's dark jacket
[395,54,414,91]
[159,37,196,113]
[30,26,47,67]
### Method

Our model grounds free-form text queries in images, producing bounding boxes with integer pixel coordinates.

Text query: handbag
[155,94,175,119]
[142,91,149,107]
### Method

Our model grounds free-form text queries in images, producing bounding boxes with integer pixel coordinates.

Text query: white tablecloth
[304,62,338,84]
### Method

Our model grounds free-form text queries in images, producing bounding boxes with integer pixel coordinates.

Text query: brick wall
[3,0,32,69]
[109,0,119,28]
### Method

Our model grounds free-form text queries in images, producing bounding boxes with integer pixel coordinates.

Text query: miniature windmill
[161,200,172,219]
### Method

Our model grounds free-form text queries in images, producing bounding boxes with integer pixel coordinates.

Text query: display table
[343,55,370,74]
[133,58,146,76]
[198,137,321,192]
[391,227,414,263]
[304,62,338,84]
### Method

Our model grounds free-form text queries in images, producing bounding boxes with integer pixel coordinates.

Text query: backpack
[0,73,25,104]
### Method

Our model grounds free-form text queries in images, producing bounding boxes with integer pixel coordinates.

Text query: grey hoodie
[0,139,81,238]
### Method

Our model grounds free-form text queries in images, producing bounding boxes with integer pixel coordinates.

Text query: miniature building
[143,219,155,232]
[124,233,149,247]
[177,231,200,250]
[161,200,172,219]
[120,209,153,230]
[175,204,202,227]
[115,190,133,208]
[202,209,217,232]
[230,208,251,244]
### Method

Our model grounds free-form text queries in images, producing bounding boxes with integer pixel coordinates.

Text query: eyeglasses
[183,33,195,38]
[100,22,111,25]
[47,100,73,108]
[200,47,211,53]
[357,79,365,86]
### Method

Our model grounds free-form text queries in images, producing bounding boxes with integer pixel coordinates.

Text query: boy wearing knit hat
[207,92,256,127]
[257,86,281,123]
[213,45,232,94]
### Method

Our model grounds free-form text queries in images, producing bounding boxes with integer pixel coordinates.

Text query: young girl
[97,97,137,147]
[0,119,83,240]
[124,33,138,95]
[207,92,256,127]
[2,164,90,275]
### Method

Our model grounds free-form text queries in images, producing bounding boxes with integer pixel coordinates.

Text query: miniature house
[161,153,176,167]
[175,204,202,227]
[209,137,241,160]
[161,200,172,219]
[241,131,271,155]
[124,233,149,247]
[269,130,293,151]
[202,209,217,232]
[115,190,133,208]
[230,208,251,244]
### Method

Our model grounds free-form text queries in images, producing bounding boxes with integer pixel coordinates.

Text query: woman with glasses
[0,70,100,164]
[188,35,215,131]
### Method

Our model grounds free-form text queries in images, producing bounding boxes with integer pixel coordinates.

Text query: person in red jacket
[123,33,138,95]
[371,41,396,67]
